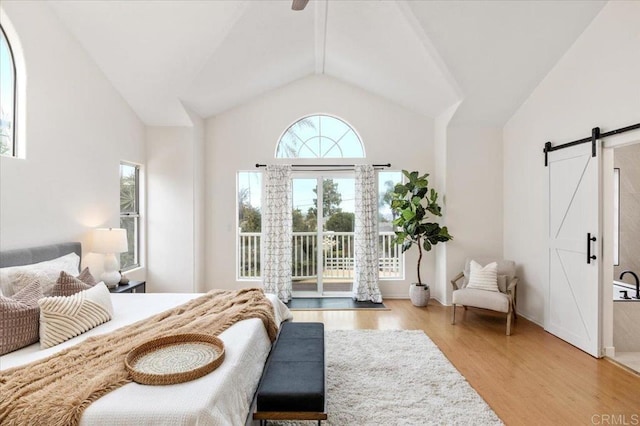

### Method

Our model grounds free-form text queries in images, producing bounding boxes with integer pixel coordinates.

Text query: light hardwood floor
[292,300,640,426]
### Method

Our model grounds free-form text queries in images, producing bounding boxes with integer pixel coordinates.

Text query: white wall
[192,111,206,292]
[146,109,205,293]
[205,75,435,298]
[503,1,640,324]
[432,103,459,303]
[443,125,504,304]
[0,1,145,279]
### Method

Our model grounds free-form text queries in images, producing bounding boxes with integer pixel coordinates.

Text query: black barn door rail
[543,122,640,166]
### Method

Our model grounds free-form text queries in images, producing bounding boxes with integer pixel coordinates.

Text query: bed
[0,242,292,425]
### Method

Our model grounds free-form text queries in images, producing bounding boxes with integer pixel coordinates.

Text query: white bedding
[1,292,293,426]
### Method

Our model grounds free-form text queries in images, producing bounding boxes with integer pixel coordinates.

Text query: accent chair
[450,258,518,335]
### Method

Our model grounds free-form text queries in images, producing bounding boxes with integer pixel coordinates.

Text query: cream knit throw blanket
[0,288,278,426]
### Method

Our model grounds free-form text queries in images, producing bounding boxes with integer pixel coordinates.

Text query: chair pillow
[497,274,508,293]
[51,268,98,297]
[466,260,499,292]
[0,279,44,355]
[463,258,516,287]
[39,282,113,349]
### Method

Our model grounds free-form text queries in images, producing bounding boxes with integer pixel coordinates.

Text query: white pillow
[466,260,499,292]
[12,270,63,297]
[0,252,80,297]
[39,282,113,349]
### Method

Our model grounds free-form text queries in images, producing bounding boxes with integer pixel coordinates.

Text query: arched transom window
[276,114,364,159]
[0,25,16,157]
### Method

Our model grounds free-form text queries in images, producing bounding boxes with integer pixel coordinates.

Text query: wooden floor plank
[292,299,640,425]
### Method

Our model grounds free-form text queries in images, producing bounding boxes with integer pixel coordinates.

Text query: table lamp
[93,228,128,288]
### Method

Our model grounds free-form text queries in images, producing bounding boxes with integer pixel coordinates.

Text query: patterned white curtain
[353,165,382,303]
[262,165,293,302]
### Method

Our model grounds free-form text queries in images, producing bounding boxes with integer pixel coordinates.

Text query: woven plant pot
[409,283,430,307]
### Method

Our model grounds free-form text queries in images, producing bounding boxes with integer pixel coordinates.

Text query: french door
[546,142,601,357]
[291,174,355,297]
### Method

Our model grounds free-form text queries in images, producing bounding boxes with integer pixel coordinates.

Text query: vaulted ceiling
[48,0,606,127]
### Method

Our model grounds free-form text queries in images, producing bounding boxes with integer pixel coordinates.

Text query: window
[238,115,403,287]
[237,171,262,279]
[237,170,404,283]
[0,25,16,157]
[120,162,140,270]
[378,171,404,279]
[276,114,364,159]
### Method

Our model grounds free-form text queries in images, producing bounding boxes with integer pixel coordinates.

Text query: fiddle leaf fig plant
[391,170,452,286]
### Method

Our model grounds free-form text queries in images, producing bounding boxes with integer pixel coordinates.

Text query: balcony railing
[238,231,402,280]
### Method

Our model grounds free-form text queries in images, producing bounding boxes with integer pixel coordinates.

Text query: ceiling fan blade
[292,0,309,11]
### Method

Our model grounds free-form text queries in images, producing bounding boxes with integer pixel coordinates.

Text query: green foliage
[391,170,453,286]
[0,139,9,155]
[292,208,311,232]
[378,179,395,209]
[310,179,342,217]
[238,189,262,232]
[325,212,355,232]
[120,174,136,212]
[119,217,136,269]
[239,204,261,232]
[305,207,318,231]
[119,166,138,269]
[279,117,316,158]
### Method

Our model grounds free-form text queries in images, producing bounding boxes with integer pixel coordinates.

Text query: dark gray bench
[254,322,327,425]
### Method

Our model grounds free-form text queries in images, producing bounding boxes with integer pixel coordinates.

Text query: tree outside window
[120,163,140,270]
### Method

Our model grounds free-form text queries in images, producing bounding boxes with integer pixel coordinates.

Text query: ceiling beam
[314,0,328,74]
[395,0,464,100]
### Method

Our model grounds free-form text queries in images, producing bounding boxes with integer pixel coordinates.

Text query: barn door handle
[587,233,597,264]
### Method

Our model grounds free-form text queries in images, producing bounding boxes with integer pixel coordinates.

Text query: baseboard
[603,346,616,357]
[431,296,446,305]
[513,310,544,327]
[604,355,640,377]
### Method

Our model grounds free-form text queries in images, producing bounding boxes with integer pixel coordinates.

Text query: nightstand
[109,280,146,294]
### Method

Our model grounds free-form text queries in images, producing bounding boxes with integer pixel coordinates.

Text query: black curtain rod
[255,163,391,168]
[543,122,640,166]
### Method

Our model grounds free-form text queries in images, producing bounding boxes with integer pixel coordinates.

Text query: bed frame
[0,242,81,268]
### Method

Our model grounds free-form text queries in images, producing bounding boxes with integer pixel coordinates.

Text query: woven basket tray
[125,334,225,385]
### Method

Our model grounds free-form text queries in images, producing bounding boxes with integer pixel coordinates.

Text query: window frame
[237,170,263,281]
[235,169,405,282]
[0,24,17,158]
[275,113,365,159]
[377,170,405,281]
[120,162,141,271]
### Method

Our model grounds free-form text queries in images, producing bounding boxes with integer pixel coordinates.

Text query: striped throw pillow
[39,283,113,349]
[466,260,499,292]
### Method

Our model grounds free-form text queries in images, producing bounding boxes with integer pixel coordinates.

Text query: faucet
[620,271,640,299]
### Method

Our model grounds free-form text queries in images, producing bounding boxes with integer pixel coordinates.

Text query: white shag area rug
[273,329,502,426]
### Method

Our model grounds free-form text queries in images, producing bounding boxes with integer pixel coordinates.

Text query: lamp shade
[93,228,128,254]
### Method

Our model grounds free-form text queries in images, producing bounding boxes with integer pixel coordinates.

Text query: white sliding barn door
[546,142,601,358]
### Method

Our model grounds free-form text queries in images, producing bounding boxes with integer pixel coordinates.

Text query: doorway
[604,140,640,372]
[291,173,356,297]
[236,170,403,291]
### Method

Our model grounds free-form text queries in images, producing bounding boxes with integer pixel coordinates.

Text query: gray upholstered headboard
[0,242,82,268]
